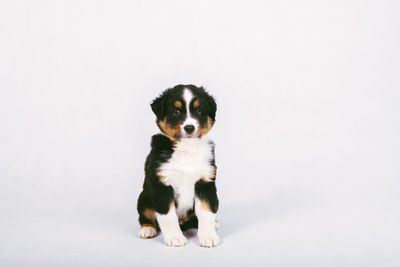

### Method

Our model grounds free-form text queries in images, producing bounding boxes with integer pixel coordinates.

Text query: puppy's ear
[151,90,168,119]
[203,88,217,121]
[208,95,217,121]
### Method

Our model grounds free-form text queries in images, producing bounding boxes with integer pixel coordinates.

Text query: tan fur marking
[200,166,217,182]
[193,99,200,108]
[141,224,155,228]
[210,165,216,178]
[201,177,211,182]
[199,116,213,137]
[200,200,211,211]
[200,164,216,183]
[158,118,181,141]
[143,209,155,221]
[174,100,182,109]
[156,169,166,183]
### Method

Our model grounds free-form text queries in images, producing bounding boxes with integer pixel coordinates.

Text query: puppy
[137,84,219,248]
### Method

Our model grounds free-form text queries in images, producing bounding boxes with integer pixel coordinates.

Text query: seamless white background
[1,0,399,266]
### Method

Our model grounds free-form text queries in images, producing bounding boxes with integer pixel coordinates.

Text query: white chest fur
[158,138,214,218]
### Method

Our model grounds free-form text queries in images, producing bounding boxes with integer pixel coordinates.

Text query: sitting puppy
[137,84,219,248]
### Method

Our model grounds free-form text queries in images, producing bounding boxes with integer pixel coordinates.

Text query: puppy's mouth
[179,129,200,138]
[181,132,200,138]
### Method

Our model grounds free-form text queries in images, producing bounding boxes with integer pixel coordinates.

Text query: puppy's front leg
[156,203,187,247]
[195,180,220,248]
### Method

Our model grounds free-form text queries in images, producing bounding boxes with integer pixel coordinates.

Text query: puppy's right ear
[150,90,168,119]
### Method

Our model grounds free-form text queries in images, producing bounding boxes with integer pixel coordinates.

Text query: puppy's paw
[198,230,220,248]
[163,233,187,247]
[138,226,157,239]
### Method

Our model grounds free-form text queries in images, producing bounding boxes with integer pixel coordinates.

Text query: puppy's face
[151,85,217,140]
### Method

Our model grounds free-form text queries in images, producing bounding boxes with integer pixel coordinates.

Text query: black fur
[195,180,219,213]
[139,134,175,215]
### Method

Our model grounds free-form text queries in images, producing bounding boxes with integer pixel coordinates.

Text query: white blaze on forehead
[183,88,194,112]
[182,89,199,133]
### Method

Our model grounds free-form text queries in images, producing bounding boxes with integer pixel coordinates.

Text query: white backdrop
[1,0,399,266]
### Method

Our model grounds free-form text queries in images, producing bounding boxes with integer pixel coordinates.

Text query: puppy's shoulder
[151,134,174,151]
[144,134,174,179]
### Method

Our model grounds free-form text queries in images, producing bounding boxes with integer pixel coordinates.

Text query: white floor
[1,189,399,266]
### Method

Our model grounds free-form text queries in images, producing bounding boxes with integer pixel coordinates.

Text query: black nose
[184,125,195,134]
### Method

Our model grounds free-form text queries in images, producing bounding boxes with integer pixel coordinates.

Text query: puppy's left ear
[205,91,217,121]
[151,90,168,119]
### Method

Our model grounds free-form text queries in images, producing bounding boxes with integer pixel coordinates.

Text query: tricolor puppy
[137,84,219,248]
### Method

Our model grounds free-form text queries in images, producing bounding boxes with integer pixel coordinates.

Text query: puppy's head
[151,85,217,141]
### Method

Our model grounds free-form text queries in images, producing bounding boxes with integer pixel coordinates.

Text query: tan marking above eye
[193,99,200,108]
[174,101,182,109]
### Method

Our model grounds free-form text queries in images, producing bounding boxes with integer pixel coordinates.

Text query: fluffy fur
[137,84,219,247]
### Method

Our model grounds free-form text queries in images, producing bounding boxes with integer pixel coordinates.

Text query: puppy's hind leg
[137,190,158,239]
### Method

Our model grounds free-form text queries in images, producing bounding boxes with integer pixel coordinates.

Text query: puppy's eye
[172,109,180,117]
[195,108,201,115]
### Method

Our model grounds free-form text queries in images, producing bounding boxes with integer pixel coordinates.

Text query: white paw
[163,232,187,247]
[198,230,220,248]
[138,226,157,239]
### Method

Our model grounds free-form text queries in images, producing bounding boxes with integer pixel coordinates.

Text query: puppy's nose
[184,125,195,134]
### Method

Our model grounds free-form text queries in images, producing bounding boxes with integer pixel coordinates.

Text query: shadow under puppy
[137,84,220,248]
